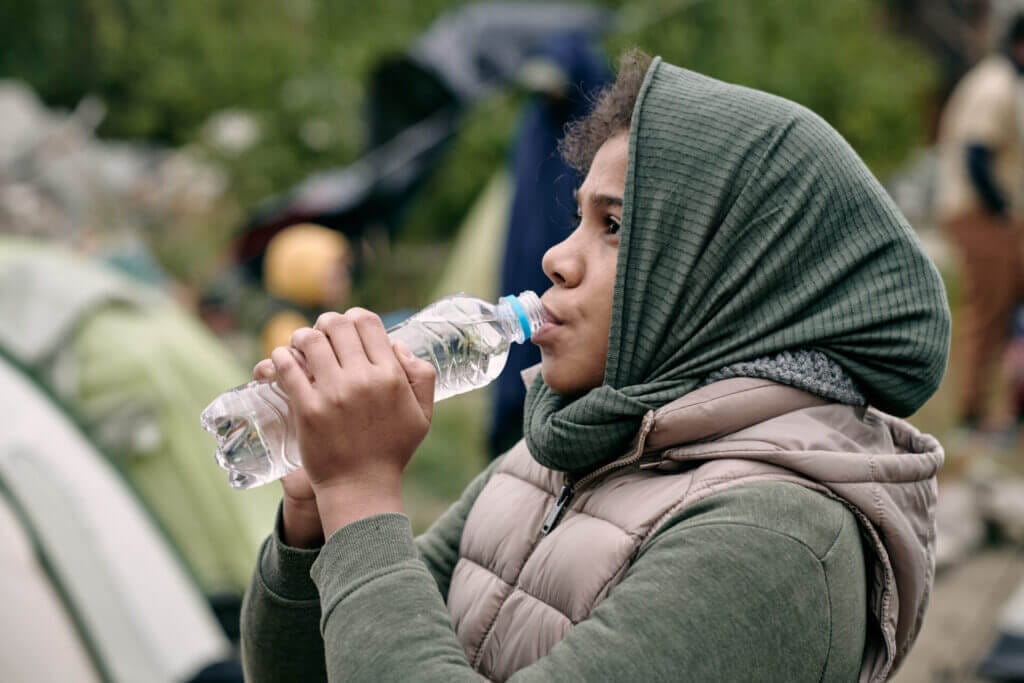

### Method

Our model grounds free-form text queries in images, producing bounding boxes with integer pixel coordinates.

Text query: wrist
[313,476,404,540]
[281,498,325,549]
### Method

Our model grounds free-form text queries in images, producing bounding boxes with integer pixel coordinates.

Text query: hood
[640,376,942,682]
[524,56,950,475]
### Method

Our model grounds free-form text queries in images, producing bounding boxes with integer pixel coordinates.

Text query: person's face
[533,132,627,397]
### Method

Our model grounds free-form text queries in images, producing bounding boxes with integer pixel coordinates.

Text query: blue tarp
[489,33,611,455]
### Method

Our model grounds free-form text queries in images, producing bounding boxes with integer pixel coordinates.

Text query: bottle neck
[497,291,547,343]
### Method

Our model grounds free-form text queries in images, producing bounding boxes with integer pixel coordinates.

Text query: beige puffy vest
[446,377,942,683]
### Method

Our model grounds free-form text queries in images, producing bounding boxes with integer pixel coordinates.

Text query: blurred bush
[0,0,460,210]
[1,0,933,246]
[611,0,935,178]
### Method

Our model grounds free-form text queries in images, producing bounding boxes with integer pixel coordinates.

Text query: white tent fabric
[0,359,230,683]
[0,493,101,682]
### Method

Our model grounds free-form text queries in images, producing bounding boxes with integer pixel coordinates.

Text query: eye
[605,215,621,235]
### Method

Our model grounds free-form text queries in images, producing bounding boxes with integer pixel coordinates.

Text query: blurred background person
[937,12,1024,439]
[258,223,354,358]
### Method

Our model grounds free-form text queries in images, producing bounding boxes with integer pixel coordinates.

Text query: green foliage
[0,0,934,226]
[606,0,935,176]
[0,0,476,208]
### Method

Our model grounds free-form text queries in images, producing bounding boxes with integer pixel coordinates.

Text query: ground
[897,548,1024,682]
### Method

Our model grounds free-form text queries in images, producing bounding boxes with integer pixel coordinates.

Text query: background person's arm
[966,144,1008,217]
[957,65,1015,218]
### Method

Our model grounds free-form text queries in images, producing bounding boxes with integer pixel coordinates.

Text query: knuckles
[416,360,437,381]
[252,359,275,380]
[344,307,383,327]
[270,346,293,365]
[315,312,345,332]
[289,327,323,349]
[313,309,386,344]
[377,367,404,392]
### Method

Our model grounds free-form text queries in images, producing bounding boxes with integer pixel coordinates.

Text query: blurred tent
[429,170,511,303]
[0,238,280,602]
[230,1,612,283]
[0,355,236,683]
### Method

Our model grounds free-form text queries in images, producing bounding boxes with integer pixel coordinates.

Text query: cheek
[539,324,609,395]
[594,254,617,346]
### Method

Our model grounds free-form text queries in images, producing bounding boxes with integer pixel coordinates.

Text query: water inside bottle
[388,297,521,400]
[202,381,298,489]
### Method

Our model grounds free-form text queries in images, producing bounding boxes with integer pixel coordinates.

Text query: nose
[542,234,583,288]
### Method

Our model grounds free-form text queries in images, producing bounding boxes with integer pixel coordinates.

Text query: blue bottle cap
[502,294,533,340]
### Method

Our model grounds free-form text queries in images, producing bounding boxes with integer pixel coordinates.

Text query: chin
[539,359,598,398]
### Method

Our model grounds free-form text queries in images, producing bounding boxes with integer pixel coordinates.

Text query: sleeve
[240,507,327,683]
[240,456,503,682]
[308,486,843,683]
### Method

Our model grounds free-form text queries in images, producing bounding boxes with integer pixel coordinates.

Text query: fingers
[271,346,313,403]
[315,312,366,367]
[290,327,342,382]
[349,309,397,366]
[253,358,276,382]
[254,350,311,382]
[394,341,436,422]
[315,308,398,368]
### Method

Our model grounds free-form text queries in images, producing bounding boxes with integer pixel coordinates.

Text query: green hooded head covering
[524,57,950,473]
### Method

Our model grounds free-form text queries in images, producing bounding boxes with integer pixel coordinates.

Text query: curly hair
[559,49,652,174]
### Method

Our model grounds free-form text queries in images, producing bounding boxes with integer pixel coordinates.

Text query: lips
[533,301,565,344]
[541,303,564,326]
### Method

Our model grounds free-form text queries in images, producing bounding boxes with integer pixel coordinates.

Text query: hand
[253,357,323,548]
[271,309,436,538]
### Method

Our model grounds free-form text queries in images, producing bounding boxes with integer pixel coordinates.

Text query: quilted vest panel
[447,439,809,681]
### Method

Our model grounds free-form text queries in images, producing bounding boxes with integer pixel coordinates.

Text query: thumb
[394,341,436,421]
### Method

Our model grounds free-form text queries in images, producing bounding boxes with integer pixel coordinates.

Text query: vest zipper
[541,482,575,535]
[539,411,658,536]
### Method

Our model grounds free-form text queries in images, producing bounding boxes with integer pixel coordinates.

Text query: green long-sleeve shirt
[241,463,867,682]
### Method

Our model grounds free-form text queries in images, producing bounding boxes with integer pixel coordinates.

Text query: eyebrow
[573,189,624,208]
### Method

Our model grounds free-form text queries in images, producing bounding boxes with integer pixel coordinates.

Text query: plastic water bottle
[201,291,547,489]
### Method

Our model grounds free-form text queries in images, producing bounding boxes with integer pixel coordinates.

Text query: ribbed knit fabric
[524,58,950,472]
[704,349,866,406]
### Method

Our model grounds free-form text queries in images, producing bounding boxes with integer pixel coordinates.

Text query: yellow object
[260,309,310,359]
[263,224,351,307]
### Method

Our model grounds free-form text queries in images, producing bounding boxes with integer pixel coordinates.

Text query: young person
[240,52,949,682]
